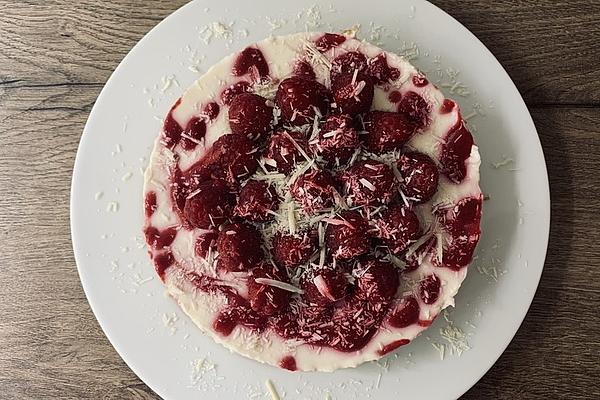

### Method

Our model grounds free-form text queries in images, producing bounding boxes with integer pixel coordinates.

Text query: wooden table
[0,1,598,398]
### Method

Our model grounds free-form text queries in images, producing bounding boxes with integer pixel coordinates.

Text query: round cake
[143,32,482,372]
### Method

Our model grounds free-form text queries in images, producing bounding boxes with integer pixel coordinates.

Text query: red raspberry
[180,117,207,150]
[290,168,338,214]
[419,274,441,304]
[397,91,431,130]
[276,77,330,126]
[263,130,308,174]
[331,72,374,116]
[437,196,482,237]
[195,230,218,259]
[234,180,280,222]
[363,111,416,153]
[183,179,235,229]
[271,230,317,268]
[203,102,220,120]
[437,234,479,270]
[402,236,437,272]
[220,81,251,105]
[397,152,440,204]
[247,262,291,316]
[228,93,274,141]
[309,114,359,168]
[329,297,379,352]
[216,222,264,272]
[303,267,350,305]
[186,134,259,187]
[232,47,269,78]
[293,60,316,80]
[315,33,346,52]
[144,226,178,249]
[388,296,420,328]
[366,53,400,84]
[325,210,370,260]
[273,302,333,345]
[355,258,399,301]
[373,204,422,254]
[330,51,368,82]
[341,160,396,206]
[439,118,474,183]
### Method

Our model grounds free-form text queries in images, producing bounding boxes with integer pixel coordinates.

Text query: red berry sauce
[279,355,297,371]
[232,47,269,78]
[315,33,346,52]
[144,191,157,218]
[377,339,410,356]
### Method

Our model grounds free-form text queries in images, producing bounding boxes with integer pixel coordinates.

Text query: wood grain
[0,1,598,399]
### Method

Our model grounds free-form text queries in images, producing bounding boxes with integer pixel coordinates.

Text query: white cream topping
[143,32,482,371]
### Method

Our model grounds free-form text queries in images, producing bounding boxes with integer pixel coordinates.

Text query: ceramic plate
[71,1,550,398]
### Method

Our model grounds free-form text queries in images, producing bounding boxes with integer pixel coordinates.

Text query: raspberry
[309,114,359,168]
[341,160,396,206]
[183,179,235,229]
[234,180,279,222]
[216,222,264,272]
[293,60,316,80]
[437,235,479,271]
[397,152,440,204]
[303,267,350,305]
[203,102,220,120]
[439,118,474,183]
[186,134,259,187]
[397,91,431,130]
[437,196,482,237]
[325,210,370,260]
[388,296,420,328]
[247,262,291,316]
[276,77,330,126]
[373,204,422,254]
[180,117,207,150]
[363,111,416,153]
[331,72,374,116]
[330,51,367,82]
[271,230,317,268]
[263,130,308,174]
[290,168,338,214]
[419,274,441,304]
[221,81,251,105]
[366,53,400,84]
[195,230,218,259]
[314,33,346,52]
[228,93,274,141]
[355,258,399,301]
[329,296,382,352]
[232,47,269,78]
[402,236,437,272]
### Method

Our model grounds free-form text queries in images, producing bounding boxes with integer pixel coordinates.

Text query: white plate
[71,1,550,399]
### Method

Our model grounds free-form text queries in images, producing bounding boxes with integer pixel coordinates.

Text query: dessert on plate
[143,31,482,372]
